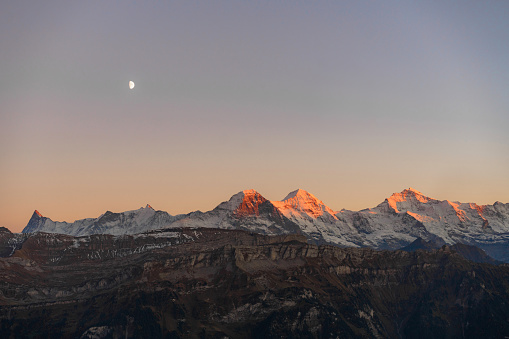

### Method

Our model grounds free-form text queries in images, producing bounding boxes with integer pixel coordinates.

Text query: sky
[1,1,509,232]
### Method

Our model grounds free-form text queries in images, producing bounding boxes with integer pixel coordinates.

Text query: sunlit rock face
[1,228,509,338]
[171,189,303,236]
[22,188,509,262]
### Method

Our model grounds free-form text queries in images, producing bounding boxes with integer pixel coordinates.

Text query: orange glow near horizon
[1,2,508,233]
[2,185,508,233]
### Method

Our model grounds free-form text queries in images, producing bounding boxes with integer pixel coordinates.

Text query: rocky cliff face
[0,227,28,257]
[1,228,509,338]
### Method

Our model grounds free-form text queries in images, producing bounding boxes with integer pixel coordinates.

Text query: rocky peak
[214,190,270,217]
[29,210,44,222]
[0,227,12,234]
[233,190,269,217]
[400,237,446,252]
[21,210,47,234]
[389,188,432,202]
[282,189,310,201]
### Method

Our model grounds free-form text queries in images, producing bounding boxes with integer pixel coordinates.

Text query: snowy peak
[388,188,433,203]
[385,188,435,213]
[214,189,269,217]
[274,189,337,219]
[171,189,302,235]
[27,210,44,224]
[23,210,47,234]
[282,188,311,201]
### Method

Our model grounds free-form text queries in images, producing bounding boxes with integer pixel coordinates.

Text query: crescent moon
[129,81,135,90]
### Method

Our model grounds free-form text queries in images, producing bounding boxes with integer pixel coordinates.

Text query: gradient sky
[1,1,509,232]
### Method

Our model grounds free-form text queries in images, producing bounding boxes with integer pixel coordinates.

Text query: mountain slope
[2,228,509,338]
[400,237,501,264]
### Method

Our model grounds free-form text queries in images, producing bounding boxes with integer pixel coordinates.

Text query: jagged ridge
[21,188,509,262]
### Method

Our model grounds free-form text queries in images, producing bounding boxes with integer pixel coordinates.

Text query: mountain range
[22,188,509,262]
[5,189,509,337]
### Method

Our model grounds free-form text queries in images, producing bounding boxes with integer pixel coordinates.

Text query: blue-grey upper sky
[1,1,508,231]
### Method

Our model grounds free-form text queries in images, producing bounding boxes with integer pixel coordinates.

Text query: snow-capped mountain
[335,188,509,260]
[170,189,302,235]
[271,189,358,246]
[23,205,180,236]
[21,188,509,261]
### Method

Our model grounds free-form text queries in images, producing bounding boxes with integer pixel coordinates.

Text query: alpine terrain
[1,227,509,338]
[22,188,509,262]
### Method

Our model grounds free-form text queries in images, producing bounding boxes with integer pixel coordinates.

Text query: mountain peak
[145,204,153,209]
[385,188,434,213]
[389,188,432,202]
[403,187,423,195]
[242,189,258,195]
[233,190,267,217]
[22,210,47,234]
[282,189,314,201]
[277,189,336,219]
[216,189,265,213]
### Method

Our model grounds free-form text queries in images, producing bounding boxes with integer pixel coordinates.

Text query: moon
[129,81,135,90]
